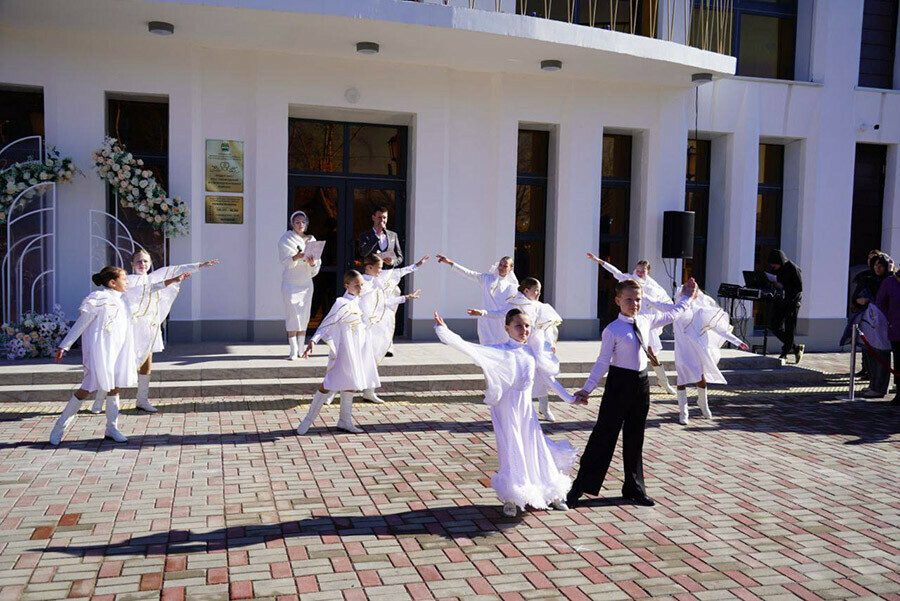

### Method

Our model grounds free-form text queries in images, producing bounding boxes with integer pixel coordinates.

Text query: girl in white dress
[279,211,322,360]
[357,253,428,403]
[645,287,749,425]
[436,254,518,345]
[90,250,218,414]
[296,270,380,435]
[467,277,564,422]
[50,267,137,445]
[433,309,583,517]
[588,253,676,394]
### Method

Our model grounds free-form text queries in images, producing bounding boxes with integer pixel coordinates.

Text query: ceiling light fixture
[148,21,175,36]
[356,42,380,55]
[691,72,713,85]
[541,59,563,72]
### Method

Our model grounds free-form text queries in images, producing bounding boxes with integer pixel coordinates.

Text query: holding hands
[572,389,589,405]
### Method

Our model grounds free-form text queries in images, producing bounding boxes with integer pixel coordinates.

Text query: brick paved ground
[0,377,897,600]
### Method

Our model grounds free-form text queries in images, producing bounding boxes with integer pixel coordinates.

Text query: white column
[883,145,900,258]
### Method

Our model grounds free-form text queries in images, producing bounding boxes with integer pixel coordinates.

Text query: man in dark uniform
[767,249,804,363]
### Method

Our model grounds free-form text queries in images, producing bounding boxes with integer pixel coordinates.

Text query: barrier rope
[858,331,899,377]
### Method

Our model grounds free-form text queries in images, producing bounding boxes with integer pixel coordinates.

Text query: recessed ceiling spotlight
[692,72,713,85]
[356,42,380,55]
[148,21,175,36]
[540,59,563,72]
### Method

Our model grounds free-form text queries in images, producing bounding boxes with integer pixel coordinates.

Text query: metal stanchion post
[837,324,858,401]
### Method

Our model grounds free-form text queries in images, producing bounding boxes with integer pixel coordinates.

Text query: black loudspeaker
[662,211,695,259]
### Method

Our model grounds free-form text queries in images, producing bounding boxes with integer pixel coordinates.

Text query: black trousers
[571,366,650,498]
[771,299,801,355]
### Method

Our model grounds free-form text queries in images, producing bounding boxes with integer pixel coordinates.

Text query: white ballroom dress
[58,289,138,392]
[311,292,381,393]
[279,231,322,332]
[450,262,518,345]
[359,264,417,363]
[435,323,576,510]
[126,263,200,365]
[647,289,744,385]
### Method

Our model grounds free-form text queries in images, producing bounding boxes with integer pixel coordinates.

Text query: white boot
[90,390,106,414]
[654,364,676,394]
[336,392,363,433]
[362,388,385,404]
[676,389,689,425]
[502,502,518,517]
[50,395,83,445]
[104,395,128,443]
[697,387,712,419]
[135,374,157,413]
[287,337,299,361]
[296,389,334,435]
[536,397,556,422]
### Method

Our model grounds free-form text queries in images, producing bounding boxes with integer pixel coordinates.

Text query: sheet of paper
[303,240,325,261]
[377,250,397,262]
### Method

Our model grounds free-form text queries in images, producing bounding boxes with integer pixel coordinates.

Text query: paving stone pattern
[0,369,897,599]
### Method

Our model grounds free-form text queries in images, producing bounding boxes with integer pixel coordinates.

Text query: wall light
[356,42,380,55]
[691,72,713,85]
[541,59,563,72]
[148,21,175,36]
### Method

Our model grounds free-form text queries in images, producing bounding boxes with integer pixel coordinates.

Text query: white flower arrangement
[0,146,80,224]
[92,137,190,237]
[1,306,70,360]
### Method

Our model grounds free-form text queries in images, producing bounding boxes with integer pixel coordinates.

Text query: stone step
[0,366,826,402]
[0,355,785,386]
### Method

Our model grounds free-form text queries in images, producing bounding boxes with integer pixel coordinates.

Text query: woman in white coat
[434,309,582,517]
[436,254,518,345]
[50,266,137,445]
[588,253,677,394]
[280,211,322,360]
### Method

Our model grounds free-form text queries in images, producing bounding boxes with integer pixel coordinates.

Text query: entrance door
[288,177,406,332]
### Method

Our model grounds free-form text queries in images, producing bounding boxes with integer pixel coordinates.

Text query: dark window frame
[287,117,407,182]
[683,138,711,289]
[515,129,550,291]
[598,133,633,329]
[753,142,786,328]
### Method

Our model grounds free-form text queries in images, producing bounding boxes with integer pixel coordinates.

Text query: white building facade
[1,0,898,351]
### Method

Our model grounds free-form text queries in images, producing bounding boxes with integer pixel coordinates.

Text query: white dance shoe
[104,396,128,443]
[90,391,106,414]
[676,389,689,425]
[536,397,556,422]
[362,389,385,404]
[502,502,518,517]
[697,388,712,419]
[550,500,569,511]
[336,392,364,433]
[50,395,83,445]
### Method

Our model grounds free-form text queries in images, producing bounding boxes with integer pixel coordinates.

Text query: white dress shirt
[583,294,690,393]
[374,228,388,252]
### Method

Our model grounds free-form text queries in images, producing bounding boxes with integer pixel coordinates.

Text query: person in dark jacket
[850,249,886,379]
[767,249,804,363]
[875,260,900,405]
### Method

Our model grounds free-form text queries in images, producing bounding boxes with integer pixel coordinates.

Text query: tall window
[849,144,887,271]
[684,139,711,290]
[598,134,632,328]
[692,0,797,80]
[754,143,784,323]
[515,129,549,287]
[858,0,899,88]
[106,97,169,268]
[0,87,44,150]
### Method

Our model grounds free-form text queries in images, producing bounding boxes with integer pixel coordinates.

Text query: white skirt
[282,281,313,332]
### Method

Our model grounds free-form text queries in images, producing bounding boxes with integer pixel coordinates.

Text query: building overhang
[1,0,735,87]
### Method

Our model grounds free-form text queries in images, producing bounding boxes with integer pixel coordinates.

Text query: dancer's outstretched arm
[437,254,481,283]
[587,252,628,282]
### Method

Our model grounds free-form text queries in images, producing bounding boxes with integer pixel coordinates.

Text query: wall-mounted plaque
[205,139,244,193]
[205,195,243,224]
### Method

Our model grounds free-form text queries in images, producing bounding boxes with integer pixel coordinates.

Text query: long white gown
[435,323,576,510]
[600,262,672,354]
[360,264,416,362]
[450,262,518,345]
[279,231,322,332]
[647,289,743,385]
[57,289,138,392]
[125,263,199,365]
[482,291,563,398]
[310,292,380,392]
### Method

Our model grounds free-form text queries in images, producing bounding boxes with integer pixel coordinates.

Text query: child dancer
[434,309,582,517]
[358,253,428,403]
[567,278,697,508]
[280,210,322,360]
[467,277,563,422]
[436,254,517,344]
[91,250,218,414]
[645,287,749,425]
[50,267,138,445]
[296,270,380,435]
[587,253,676,394]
